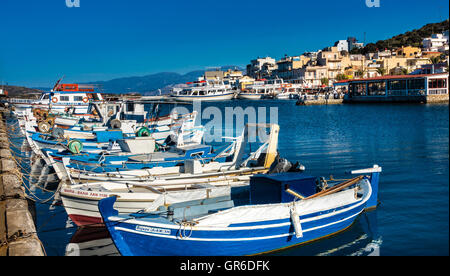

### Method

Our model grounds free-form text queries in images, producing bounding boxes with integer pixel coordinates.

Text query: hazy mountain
[91,66,244,95]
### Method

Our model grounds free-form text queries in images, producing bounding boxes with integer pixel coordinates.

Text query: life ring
[82,97,89,103]
[52,97,58,103]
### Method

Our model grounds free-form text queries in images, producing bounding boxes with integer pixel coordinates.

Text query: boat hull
[100,178,375,256]
[103,199,366,256]
[237,93,264,100]
[170,93,235,102]
[61,187,159,226]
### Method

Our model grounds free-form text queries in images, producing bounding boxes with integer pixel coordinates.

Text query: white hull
[60,182,245,226]
[171,93,235,102]
[237,93,264,100]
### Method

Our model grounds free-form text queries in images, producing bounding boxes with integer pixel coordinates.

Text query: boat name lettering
[135,225,171,235]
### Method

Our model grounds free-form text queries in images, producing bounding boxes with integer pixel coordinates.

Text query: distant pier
[0,108,45,256]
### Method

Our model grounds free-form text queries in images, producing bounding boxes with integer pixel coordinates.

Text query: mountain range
[90,65,243,95]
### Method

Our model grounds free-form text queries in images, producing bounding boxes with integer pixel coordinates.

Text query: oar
[305,175,364,200]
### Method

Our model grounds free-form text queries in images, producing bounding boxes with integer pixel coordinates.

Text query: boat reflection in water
[65,226,119,256]
[267,210,381,256]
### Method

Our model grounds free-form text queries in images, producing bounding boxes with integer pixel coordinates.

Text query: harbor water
[7,100,449,256]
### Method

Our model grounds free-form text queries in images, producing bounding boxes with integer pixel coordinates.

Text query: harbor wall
[426,94,449,103]
[0,109,45,256]
[297,98,344,105]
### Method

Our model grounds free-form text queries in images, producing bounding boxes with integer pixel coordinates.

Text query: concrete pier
[296,98,344,106]
[0,109,45,256]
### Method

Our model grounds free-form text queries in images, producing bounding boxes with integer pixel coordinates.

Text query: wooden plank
[305,175,364,200]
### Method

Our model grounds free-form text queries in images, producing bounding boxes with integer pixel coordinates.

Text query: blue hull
[101,198,366,256]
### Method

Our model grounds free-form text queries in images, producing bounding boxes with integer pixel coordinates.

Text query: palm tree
[429,56,441,65]
[377,68,386,76]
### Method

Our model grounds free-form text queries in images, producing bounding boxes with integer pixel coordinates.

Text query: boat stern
[351,165,382,210]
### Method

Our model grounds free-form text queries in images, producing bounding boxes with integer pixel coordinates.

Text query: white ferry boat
[10,83,104,116]
[170,79,236,102]
[238,78,302,100]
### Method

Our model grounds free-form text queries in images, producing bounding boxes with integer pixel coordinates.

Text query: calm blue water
[8,101,449,256]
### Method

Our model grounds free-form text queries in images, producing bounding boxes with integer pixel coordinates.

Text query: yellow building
[396,46,421,58]
[237,76,255,91]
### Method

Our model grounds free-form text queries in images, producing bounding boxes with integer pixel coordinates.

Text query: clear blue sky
[0,0,448,87]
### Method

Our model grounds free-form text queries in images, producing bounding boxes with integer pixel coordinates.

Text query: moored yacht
[170,79,236,102]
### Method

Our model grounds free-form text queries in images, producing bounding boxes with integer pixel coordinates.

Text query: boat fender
[68,139,83,154]
[110,119,122,129]
[33,108,43,118]
[290,205,303,238]
[47,117,56,127]
[38,121,51,133]
[51,127,65,139]
[136,127,151,137]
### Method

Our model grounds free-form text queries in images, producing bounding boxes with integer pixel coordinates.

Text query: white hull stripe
[112,211,362,242]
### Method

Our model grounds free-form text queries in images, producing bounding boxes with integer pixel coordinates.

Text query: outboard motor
[269,157,292,174]
[163,135,176,147]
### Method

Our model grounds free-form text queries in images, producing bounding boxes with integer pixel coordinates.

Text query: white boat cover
[144,186,231,212]
[195,181,368,228]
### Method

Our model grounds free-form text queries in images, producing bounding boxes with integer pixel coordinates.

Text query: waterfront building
[411,63,448,75]
[421,51,444,59]
[236,75,255,91]
[274,55,310,79]
[298,66,329,88]
[335,73,449,103]
[223,69,244,87]
[246,57,277,79]
[204,69,224,81]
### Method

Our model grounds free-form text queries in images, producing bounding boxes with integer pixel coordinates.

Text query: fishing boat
[48,123,280,182]
[56,123,285,226]
[98,165,381,256]
[60,177,251,227]
[10,82,104,116]
[170,79,236,102]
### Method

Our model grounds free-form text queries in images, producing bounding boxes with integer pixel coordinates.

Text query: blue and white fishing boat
[10,82,104,116]
[55,123,282,227]
[49,123,280,182]
[98,165,381,256]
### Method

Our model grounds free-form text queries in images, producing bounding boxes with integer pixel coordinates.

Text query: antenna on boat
[52,75,65,92]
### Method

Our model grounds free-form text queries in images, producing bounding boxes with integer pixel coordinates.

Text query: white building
[423,33,449,52]
[246,57,277,79]
[335,40,349,52]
